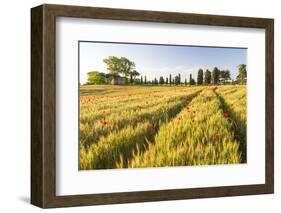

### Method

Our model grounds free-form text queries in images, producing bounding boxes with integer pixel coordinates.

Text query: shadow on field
[214,89,247,163]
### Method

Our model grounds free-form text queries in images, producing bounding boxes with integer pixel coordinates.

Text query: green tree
[236,64,247,84]
[120,57,136,77]
[197,69,204,85]
[169,74,172,85]
[103,56,136,78]
[204,69,211,84]
[191,79,195,85]
[103,56,120,76]
[130,73,133,83]
[219,70,231,84]
[225,70,231,81]
[166,77,169,84]
[154,78,158,85]
[144,76,147,84]
[212,67,220,84]
[140,76,143,84]
[175,75,180,85]
[159,76,165,85]
[86,71,106,85]
[129,70,140,83]
[178,73,181,84]
[185,78,187,86]
[189,74,195,85]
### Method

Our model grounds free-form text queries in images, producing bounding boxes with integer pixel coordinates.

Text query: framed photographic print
[31,4,274,208]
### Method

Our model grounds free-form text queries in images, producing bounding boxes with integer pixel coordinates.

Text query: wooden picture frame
[31,4,274,208]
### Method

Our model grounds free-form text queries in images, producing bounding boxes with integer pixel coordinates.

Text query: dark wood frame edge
[31,4,274,208]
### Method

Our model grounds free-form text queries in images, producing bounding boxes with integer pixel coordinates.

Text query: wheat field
[79,85,246,170]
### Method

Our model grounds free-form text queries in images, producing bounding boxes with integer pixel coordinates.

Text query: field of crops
[79,85,246,170]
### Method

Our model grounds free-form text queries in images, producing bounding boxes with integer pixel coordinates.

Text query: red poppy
[214,134,220,139]
[148,123,156,130]
[101,120,107,126]
[223,112,230,117]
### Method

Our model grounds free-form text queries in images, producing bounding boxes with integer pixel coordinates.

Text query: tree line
[85,56,247,85]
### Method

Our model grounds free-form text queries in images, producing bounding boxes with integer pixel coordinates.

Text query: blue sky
[79,41,247,83]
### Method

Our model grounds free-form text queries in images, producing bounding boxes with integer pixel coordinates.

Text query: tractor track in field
[119,89,204,168]
[117,90,202,169]
[141,89,202,144]
[126,87,243,168]
[214,88,247,163]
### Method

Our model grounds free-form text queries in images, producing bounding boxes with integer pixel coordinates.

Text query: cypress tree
[169,74,172,85]
[204,69,211,84]
[212,67,220,84]
[197,69,204,85]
